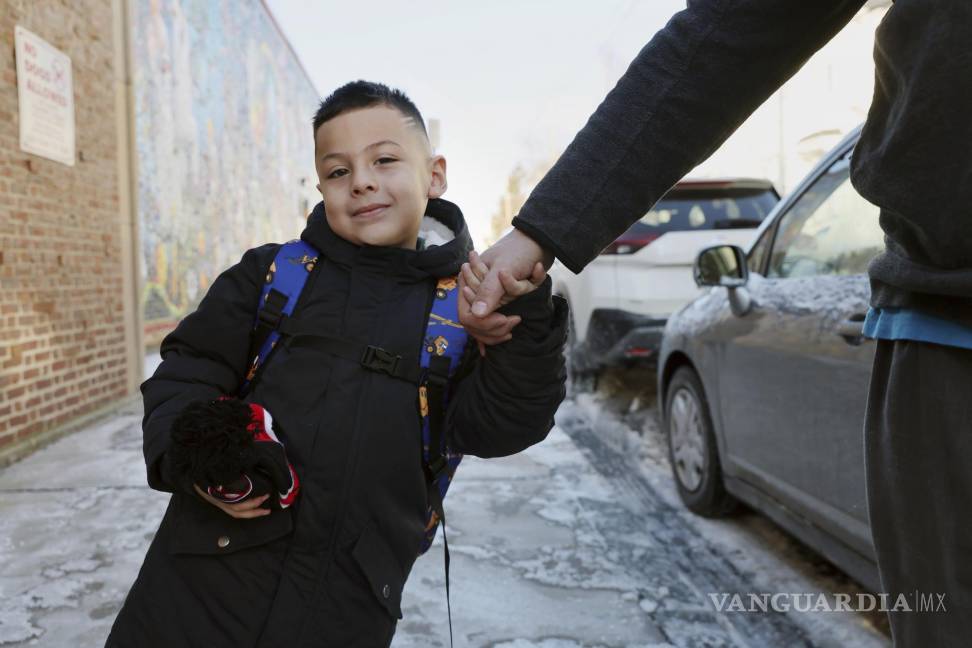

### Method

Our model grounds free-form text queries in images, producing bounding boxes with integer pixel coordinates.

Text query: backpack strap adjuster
[361,345,401,375]
[256,306,284,330]
[426,455,449,483]
[426,367,448,389]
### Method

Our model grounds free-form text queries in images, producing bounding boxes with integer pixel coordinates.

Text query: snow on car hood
[666,273,872,340]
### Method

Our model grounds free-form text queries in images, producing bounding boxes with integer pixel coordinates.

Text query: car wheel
[566,308,598,396]
[665,366,737,517]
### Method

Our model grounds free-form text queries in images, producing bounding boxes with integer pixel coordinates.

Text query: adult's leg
[864,339,972,646]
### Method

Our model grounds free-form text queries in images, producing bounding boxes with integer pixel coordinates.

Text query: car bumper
[605,323,667,364]
[574,309,667,371]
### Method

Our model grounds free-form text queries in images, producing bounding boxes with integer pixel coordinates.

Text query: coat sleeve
[140,244,278,491]
[512,0,865,273]
[445,277,568,458]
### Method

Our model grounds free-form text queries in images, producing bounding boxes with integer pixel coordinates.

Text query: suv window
[767,157,883,279]
[620,187,777,239]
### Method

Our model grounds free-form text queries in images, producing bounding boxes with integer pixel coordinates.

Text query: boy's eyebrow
[319,140,403,163]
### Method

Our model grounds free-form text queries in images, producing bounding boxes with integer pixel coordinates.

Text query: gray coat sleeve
[140,244,277,491]
[446,277,568,458]
[513,0,865,273]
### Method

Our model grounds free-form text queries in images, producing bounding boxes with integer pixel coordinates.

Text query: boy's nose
[351,170,377,195]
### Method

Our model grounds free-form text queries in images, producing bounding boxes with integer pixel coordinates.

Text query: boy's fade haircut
[313,80,428,139]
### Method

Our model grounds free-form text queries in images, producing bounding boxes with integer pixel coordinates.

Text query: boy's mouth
[352,203,389,219]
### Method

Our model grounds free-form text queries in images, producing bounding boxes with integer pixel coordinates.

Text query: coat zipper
[294,276,436,643]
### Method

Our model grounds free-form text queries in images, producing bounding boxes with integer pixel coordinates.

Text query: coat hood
[299,198,473,281]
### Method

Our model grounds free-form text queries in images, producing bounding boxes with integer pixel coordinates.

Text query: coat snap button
[382,584,391,599]
[217,535,230,548]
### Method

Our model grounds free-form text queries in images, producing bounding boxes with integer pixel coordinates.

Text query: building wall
[0,0,137,463]
[132,0,320,345]
[0,0,319,464]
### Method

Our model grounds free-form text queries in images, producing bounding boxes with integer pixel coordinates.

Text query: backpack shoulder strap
[239,239,319,396]
[420,275,468,481]
[418,274,468,648]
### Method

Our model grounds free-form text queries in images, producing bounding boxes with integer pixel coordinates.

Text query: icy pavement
[0,397,167,647]
[398,373,890,648]
[0,368,890,647]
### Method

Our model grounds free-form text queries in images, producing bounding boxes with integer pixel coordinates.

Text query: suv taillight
[601,234,659,255]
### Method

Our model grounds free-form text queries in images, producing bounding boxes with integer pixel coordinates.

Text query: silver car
[657,126,885,591]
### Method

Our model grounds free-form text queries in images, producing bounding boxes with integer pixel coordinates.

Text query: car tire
[565,308,598,396]
[664,366,737,517]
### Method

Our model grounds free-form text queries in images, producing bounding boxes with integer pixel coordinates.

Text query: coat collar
[299,198,473,281]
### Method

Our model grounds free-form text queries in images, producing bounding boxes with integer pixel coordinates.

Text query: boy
[106,81,568,647]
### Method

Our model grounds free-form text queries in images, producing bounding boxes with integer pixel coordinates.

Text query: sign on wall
[14,26,76,166]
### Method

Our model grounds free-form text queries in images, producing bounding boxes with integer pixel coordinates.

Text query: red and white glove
[168,397,300,510]
[207,400,300,510]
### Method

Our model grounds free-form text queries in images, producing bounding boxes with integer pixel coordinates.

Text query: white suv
[551,178,779,378]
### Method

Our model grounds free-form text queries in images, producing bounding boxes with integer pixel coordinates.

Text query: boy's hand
[167,398,300,509]
[194,485,271,519]
[459,250,547,355]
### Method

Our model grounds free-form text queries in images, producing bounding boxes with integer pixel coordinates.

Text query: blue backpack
[238,239,467,555]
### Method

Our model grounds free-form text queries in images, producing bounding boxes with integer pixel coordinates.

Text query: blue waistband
[863,307,972,351]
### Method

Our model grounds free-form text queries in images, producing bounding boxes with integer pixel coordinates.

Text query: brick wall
[0,0,137,463]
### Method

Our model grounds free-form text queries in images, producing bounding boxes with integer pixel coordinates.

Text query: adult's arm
[513,0,865,274]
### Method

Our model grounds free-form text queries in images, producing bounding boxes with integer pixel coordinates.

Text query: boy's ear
[315,183,323,196]
[427,155,447,199]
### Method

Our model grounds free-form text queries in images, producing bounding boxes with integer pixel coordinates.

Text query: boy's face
[314,105,447,249]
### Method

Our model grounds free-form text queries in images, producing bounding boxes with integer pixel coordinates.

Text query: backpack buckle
[361,345,400,376]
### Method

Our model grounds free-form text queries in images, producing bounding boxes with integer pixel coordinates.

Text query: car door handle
[836,315,869,345]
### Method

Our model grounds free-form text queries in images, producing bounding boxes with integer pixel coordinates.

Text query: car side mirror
[694,245,749,288]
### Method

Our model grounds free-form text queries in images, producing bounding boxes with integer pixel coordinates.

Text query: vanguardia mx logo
[707,591,947,613]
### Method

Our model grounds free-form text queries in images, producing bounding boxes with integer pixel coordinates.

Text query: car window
[620,188,778,239]
[767,157,883,279]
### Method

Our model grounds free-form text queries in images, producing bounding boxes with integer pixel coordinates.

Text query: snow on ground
[0,398,168,647]
[562,367,890,646]
[0,360,889,647]
[394,426,672,647]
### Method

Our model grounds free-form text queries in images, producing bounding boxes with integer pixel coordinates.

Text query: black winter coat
[107,199,568,648]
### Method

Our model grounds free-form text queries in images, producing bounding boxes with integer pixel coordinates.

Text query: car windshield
[622,188,778,237]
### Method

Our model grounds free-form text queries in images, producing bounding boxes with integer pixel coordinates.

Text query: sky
[263,0,687,246]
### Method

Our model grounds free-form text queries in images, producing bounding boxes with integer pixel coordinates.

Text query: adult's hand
[458,229,554,350]
[468,228,554,318]
[459,250,547,353]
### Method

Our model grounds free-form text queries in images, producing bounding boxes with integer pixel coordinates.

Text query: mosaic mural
[132,0,319,337]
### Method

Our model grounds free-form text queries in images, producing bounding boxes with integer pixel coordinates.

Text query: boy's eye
[376,157,397,165]
[326,168,348,179]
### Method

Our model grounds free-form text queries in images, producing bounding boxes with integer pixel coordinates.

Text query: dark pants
[865,339,972,646]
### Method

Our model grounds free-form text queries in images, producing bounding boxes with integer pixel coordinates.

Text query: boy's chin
[355,228,418,249]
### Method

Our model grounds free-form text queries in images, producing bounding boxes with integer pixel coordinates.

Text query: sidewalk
[0,376,889,647]
[0,397,165,646]
[0,396,672,647]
